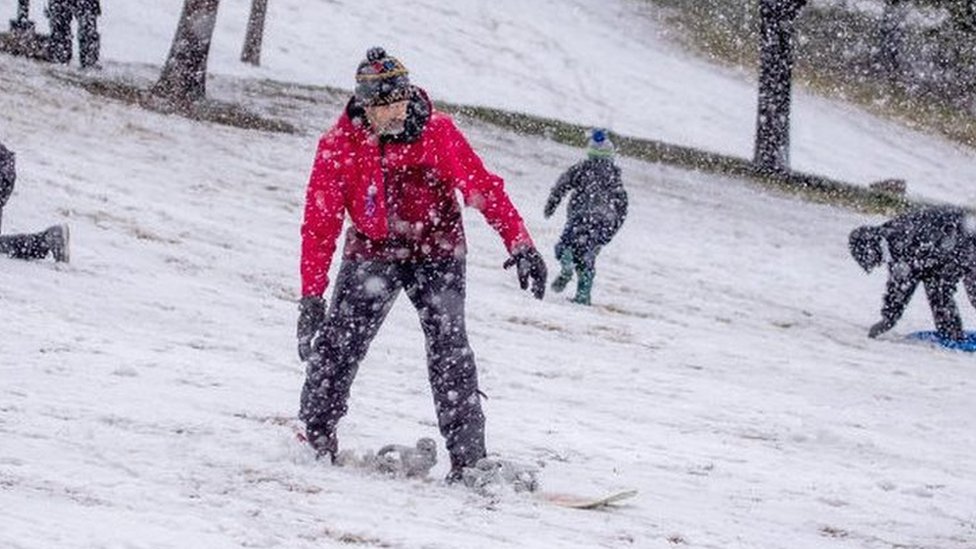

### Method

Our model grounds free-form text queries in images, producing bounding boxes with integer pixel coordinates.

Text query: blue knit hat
[587,128,615,158]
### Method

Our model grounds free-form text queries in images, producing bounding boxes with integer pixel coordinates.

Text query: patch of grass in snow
[50,64,920,216]
[53,72,299,134]
[438,101,917,215]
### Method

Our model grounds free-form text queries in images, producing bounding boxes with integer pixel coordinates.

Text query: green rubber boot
[571,267,593,305]
[551,249,575,293]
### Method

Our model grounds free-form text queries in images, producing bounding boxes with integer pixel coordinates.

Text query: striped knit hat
[355,47,411,106]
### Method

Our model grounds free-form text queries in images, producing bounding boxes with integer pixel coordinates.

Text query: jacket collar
[346,86,432,144]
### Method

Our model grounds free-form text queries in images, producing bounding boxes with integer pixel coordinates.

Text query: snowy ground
[3,0,976,203]
[2,48,976,548]
[2,2,976,548]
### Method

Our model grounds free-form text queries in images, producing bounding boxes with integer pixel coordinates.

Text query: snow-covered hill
[2,2,976,548]
[7,0,973,202]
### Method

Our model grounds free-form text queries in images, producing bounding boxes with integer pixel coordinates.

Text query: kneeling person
[849,207,976,340]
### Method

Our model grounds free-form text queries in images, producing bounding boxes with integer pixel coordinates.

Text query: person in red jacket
[296,47,547,482]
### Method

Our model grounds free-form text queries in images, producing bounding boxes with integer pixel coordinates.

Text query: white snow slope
[2,2,976,548]
[6,0,976,204]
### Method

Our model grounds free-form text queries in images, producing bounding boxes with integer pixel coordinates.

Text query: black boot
[306,427,337,464]
[44,224,70,263]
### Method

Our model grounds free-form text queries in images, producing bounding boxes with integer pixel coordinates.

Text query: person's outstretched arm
[300,132,348,298]
[433,115,532,253]
[432,115,546,299]
[869,265,918,338]
[544,166,577,218]
[608,166,628,235]
[0,143,15,208]
[297,131,347,360]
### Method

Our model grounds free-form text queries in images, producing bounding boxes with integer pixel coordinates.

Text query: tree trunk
[943,0,976,107]
[946,0,976,33]
[754,0,807,174]
[878,0,907,82]
[240,0,268,66]
[152,0,221,105]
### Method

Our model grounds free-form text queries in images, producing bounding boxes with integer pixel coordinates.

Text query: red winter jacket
[300,89,533,297]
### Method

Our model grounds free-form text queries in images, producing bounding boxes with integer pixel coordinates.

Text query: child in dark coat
[544,129,628,305]
[849,206,976,340]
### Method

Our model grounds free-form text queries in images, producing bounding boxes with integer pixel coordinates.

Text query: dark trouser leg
[76,9,99,68]
[551,230,575,293]
[403,259,486,473]
[299,260,402,445]
[47,1,73,64]
[569,229,600,305]
[924,278,964,340]
[0,232,50,260]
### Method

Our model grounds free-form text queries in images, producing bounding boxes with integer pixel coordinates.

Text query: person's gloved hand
[543,200,557,219]
[297,296,326,361]
[503,246,547,300]
[868,319,891,339]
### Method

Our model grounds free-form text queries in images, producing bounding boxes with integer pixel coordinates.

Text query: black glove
[543,200,557,219]
[868,319,891,339]
[503,246,547,300]
[297,296,326,361]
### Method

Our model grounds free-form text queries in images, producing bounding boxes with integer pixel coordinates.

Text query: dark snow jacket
[849,206,976,339]
[1,143,15,231]
[0,142,14,210]
[544,157,628,246]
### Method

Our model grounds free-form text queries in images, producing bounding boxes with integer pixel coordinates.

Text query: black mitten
[868,319,891,339]
[543,199,558,218]
[503,246,548,300]
[297,296,326,361]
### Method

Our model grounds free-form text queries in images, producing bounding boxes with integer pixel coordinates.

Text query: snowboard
[245,413,636,509]
[540,488,638,510]
[905,330,976,352]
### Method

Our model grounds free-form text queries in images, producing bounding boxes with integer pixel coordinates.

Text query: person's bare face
[364,100,409,136]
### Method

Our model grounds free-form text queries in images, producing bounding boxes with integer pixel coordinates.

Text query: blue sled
[905,330,976,352]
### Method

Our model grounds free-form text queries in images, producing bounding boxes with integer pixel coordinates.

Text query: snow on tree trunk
[754,0,806,174]
[240,0,268,66]
[152,0,220,105]
[11,0,34,31]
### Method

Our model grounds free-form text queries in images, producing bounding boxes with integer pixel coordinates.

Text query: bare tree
[878,0,908,82]
[754,0,807,174]
[240,0,268,66]
[152,0,221,105]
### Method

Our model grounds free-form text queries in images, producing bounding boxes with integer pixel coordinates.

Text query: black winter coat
[0,142,15,210]
[885,208,975,268]
[851,207,976,339]
[545,157,628,245]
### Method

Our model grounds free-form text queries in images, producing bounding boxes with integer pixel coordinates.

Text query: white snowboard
[540,488,638,509]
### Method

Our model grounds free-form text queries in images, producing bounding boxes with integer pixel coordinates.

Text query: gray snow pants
[48,0,100,68]
[0,231,52,260]
[299,258,486,471]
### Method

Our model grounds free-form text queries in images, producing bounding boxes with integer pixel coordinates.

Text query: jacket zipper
[366,141,387,219]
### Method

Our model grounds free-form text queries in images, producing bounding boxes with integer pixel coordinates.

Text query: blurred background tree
[152,0,221,106]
